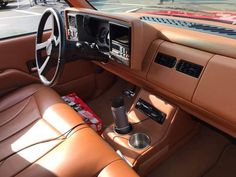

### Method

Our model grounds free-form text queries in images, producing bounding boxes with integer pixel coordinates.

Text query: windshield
[88,0,236,24]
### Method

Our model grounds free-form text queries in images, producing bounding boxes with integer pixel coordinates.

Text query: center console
[103,89,199,175]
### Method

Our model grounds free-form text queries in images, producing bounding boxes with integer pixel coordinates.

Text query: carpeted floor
[88,79,138,128]
[147,125,236,177]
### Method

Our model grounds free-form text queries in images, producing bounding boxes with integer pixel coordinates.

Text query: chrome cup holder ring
[128,133,151,150]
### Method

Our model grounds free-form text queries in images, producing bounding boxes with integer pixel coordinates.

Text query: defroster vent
[140,16,236,40]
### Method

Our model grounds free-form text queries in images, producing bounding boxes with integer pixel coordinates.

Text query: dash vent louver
[140,16,236,39]
[155,53,176,68]
[176,60,203,78]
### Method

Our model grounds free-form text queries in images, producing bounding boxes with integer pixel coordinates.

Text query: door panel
[0,34,36,72]
[0,33,115,99]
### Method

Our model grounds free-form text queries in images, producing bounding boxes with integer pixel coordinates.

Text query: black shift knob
[111,97,132,134]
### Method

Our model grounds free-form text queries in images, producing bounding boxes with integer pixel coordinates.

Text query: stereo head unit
[109,22,131,66]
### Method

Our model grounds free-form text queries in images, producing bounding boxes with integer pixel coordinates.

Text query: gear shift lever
[111,97,132,134]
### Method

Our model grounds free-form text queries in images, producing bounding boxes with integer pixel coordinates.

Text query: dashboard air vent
[140,16,236,39]
[155,53,177,68]
[176,60,203,78]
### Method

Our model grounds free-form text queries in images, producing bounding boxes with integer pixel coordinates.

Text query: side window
[0,0,68,39]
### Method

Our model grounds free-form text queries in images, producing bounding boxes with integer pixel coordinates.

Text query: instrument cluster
[67,12,131,66]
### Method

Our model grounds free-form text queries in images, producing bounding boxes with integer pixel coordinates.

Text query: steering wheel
[35,8,65,86]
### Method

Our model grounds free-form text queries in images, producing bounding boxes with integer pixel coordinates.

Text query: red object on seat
[62,93,103,133]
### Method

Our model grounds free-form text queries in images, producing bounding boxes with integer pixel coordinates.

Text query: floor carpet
[147,125,235,177]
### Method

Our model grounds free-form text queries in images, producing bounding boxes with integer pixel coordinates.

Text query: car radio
[109,22,131,66]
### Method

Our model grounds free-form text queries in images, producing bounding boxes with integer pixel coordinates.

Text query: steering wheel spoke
[38,56,50,75]
[54,35,60,46]
[36,38,51,50]
[51,15,59,38]
[36,40,49,51]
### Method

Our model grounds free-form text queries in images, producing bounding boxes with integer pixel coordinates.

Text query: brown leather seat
[0,84,138,177]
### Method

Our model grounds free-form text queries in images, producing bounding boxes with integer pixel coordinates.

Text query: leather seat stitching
[0,118,69,162]
[0,118,41,143]
[0,136,65,177]
[0,85,46,112]
[12,126,89,176]
[96,159,123,176]
[10,126,89,176]
[31,94,66,135]
[0,97,32,127]
[13,139,65,177]
[0,119,40,161]
[32,94,42,118]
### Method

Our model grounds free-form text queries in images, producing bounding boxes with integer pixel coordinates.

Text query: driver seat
[0,84,138,177]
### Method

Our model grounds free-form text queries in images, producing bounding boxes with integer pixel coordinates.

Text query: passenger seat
[0,84,138,177]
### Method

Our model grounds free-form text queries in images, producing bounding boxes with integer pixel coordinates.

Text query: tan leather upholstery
[0,84,138,177]
[98,160,139,177]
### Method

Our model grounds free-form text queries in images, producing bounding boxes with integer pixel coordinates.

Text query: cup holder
[128,133,150,150]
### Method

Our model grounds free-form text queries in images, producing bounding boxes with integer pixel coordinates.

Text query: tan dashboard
[65,8,236,137]
[193,55,236,126]
[147,41,213,101]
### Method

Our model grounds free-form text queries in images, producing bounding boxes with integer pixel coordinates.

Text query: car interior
[1,0,236,177]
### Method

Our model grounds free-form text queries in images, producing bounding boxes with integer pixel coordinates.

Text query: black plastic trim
[155,52,177,68]
[176,59,203,78]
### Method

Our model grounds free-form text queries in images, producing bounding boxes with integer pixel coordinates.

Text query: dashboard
[65,8,236,138]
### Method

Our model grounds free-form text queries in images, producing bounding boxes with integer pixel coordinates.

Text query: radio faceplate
[110,40,130,66]
[109,22,131,66]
